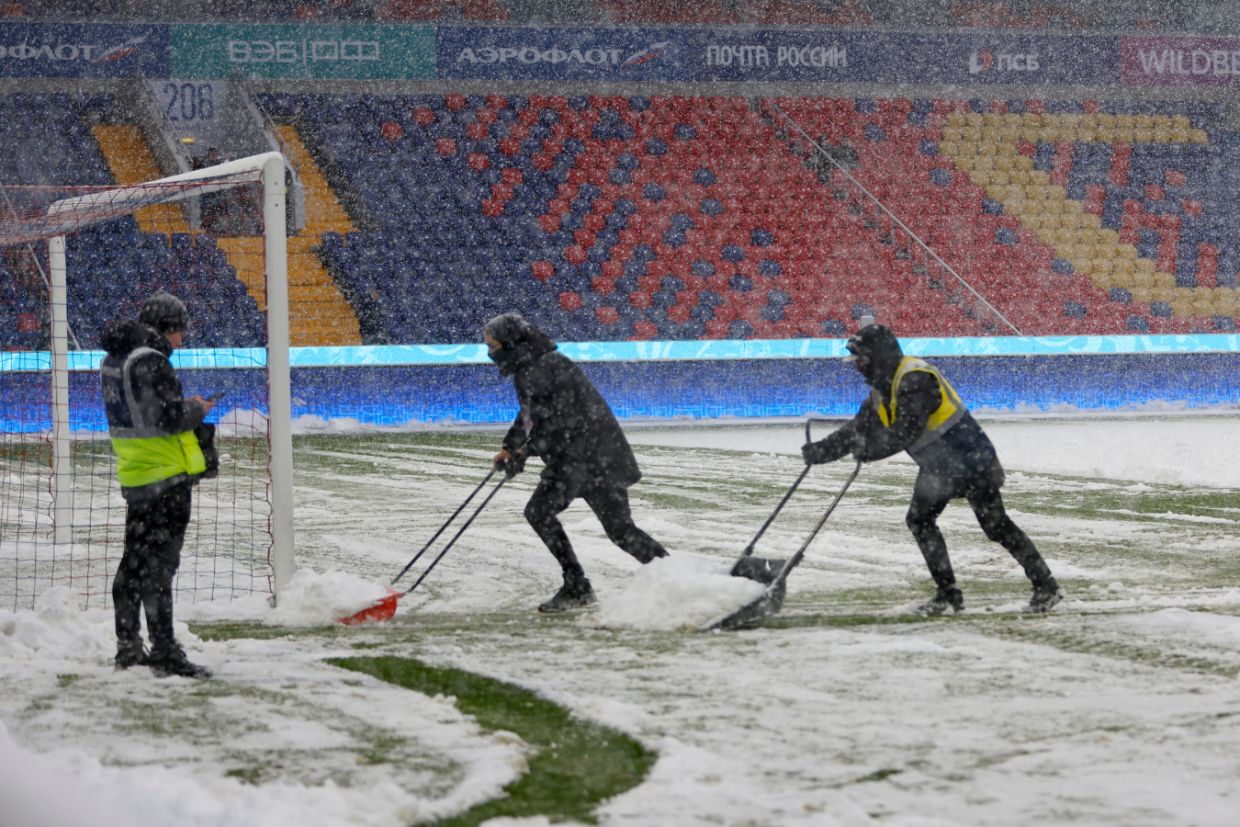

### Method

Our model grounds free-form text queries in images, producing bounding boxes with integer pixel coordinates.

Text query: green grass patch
[331,655,655,827]
[190,620,339,641]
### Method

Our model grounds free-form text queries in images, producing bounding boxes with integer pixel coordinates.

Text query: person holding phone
[100,292,216,678]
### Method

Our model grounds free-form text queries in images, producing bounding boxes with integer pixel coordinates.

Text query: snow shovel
[714,460,862,631]
[726,417,833,586]
[338,471,510,625]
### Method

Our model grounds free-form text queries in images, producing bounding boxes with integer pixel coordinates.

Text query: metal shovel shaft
[390,468,497,586]
[716,458,862,630]
[730,417,837,571]
[772,458,862,581]
[403,474,509,596]
[337,472,510,626]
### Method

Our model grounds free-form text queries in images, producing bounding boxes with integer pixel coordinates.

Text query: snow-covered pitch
[2,416,1239,827]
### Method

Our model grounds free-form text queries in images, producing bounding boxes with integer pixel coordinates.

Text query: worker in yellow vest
[802,323,1063,615]
[100,292,214,678]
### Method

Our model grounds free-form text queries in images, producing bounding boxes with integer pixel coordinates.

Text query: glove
[801,440,830,465]
[850,433,867,462]
[499,447,527,478]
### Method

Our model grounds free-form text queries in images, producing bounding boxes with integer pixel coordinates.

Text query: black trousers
[905,470,1053,592]
[113,481,192,656]
[524,476,668,582]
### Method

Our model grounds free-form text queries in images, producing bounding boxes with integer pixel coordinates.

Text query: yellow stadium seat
[1018,212,1043,230]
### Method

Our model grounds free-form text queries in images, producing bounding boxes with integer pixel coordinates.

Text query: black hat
[139,292,189,334]
[845,323,903,386]
[845,323,899,360]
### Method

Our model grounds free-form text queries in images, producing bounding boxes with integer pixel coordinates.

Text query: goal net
[0,153,294,612]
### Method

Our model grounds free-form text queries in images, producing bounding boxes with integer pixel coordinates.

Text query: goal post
[1,151,295,610]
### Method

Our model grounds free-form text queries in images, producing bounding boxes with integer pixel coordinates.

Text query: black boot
[114,641,149,670]
[917,585,964,616]
[1026,580,1065,614]
[538,576,597,614]
[149,642,212,679]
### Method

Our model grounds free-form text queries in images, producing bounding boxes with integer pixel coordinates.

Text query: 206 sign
[159,81,214,122]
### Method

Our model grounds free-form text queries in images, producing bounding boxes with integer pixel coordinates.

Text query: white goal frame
[39,151,295,601]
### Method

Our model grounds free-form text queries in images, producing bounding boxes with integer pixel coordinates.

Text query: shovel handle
[403,475,509,597]
[391,467,498,586]
[735,416,834,563]
[804,416,837,445]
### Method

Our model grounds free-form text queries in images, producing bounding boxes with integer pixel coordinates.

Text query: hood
[101,320,169,358]
[484,313,557,376]
[845,324,903,389]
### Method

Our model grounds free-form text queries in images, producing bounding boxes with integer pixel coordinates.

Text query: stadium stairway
[270,125,360,345]
[0,96,263,350]
[91,124,360,346]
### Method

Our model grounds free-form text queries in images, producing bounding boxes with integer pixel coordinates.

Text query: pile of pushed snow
[1116,607,1240,648]
[263,568,396,627]
[591,555,765,631]
[0,587,115,662]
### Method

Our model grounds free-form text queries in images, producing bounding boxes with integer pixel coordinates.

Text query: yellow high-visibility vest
[112,431,206,489]
[104,345,206,491]
[872,356,966,453]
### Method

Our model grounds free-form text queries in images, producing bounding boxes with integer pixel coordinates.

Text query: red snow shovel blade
[338,591,400,625]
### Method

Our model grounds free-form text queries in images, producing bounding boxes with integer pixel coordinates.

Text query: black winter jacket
[500,338,641,492]
[814,367,1004,487]
[100,320,206,498]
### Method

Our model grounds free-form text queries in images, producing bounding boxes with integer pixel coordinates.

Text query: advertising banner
[437,26,690,81]
[1121,36,1240,87]
[688,30,1118,85]
[0,23,169,77]
[439,26,1118,86]
[172,23,435,80]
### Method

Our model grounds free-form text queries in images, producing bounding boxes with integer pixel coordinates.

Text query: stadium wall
[3,335,1237,433]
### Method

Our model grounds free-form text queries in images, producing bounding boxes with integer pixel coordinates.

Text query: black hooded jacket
[489,316,641,491]
[812,326,1004,485]
[100,320,206,497]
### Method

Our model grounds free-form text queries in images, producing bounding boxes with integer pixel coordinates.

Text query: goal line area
[0,153,294,612]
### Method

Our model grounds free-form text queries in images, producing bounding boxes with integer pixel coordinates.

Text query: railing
[761,98,1022,336]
